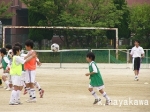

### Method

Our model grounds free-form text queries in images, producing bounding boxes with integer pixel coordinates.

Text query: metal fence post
[146,49,148,68]
[109,49,110,63]
[60,51,62,68]
[127,49,129,64]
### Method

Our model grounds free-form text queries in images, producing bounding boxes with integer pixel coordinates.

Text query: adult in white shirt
[130,40,144,81]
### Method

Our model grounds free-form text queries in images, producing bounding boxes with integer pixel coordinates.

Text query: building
[0,0,28,45]
[126,0,150,5]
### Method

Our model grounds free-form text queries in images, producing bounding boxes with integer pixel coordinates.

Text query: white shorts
[20,71,26,86]
[89,84,105,91]
[25,70,36,83]
[12,75,21,86]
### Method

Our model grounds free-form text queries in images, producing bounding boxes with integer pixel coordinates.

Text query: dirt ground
[0,64,150,112]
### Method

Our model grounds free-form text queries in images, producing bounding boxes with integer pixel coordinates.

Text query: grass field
[0,64,150,112]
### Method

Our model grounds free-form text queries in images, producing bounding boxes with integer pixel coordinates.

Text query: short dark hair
[86,52,95,61]
[135,40,140,44]
[12,46,20,55]
[25,39,34,49]
[14,42,22,50]
[5,44,12,50]
[0,48,7,55]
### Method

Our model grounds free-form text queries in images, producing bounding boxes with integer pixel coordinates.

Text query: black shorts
[133,57,141,70]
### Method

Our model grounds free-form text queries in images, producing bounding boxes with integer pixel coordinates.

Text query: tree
[0,1,13,19]
[28,10,53,49]
[129,4,150,48]
[21,0,123,48]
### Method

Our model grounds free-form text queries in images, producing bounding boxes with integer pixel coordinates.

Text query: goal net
[2,26,149,69]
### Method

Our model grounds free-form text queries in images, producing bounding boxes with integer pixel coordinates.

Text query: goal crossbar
[2,26,118,48]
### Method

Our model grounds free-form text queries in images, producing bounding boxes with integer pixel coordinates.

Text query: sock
[4,80,9,88]
[135,75,138,78]
[91,91,98,99]
[102,92,110,101]
[10,90,17,103]
[30,88,36,99]
[23,82,26,88]
[26,88,32,98]
[17,90,21,102]
[35,82,41,91]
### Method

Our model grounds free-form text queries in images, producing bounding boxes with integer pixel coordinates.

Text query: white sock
[102,92,110,101]
[10,90,17,103]
[30,88,36,99]
[91,91,98,99]
[23,82,26,88]
[26,88,31,98]
[17,90,21,102]
[4,80,9,88]
[135,75,138,78]
[35,82,41,91]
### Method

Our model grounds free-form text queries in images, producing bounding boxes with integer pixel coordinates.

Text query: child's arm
[85,63,98,76]
[24,51,36,60]
[36,58,42,66]
[16,53,36,65]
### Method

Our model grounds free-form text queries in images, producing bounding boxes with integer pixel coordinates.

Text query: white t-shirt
[130,46,144,58]
[89,61,98,73]
[14,56,26,65]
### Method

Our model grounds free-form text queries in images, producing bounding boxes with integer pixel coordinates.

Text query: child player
[85,52,111,105]
[0,48,11,90]
[5,44,13,90]
[24,39,38,102]
[9,46,36,105]
[14,42,44,98]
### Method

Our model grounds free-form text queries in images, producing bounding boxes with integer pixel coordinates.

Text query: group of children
[0,39,44,105]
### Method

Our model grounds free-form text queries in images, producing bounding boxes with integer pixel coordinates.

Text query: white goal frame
[2,26,118,48]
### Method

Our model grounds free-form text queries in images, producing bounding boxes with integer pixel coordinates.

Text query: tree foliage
[21,0,125,48]
[0,1,13,19]
[129,4,150,48]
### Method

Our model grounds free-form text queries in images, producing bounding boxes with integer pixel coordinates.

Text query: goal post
[2,26,118,48]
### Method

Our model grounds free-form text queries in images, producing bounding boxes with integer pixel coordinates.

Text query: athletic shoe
[23,89,28,95]
[40,89,44,98]
[105,100,111,105]
[4,86,7,89]
[6,88,11,91]
[9,102,19,105]
[134,77,139,81]
[93,98,101,104]
[26,98,36,103]
[17,101,23,105]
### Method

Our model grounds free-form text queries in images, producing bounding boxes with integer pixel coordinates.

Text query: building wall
[126,0,150,5]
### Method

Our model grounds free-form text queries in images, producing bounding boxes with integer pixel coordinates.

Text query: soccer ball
[51,43,59,52]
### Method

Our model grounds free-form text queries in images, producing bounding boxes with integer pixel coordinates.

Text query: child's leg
[89,88,98,99]
[2,75,9,88]
[99,89,110,101]
[9,85,18,104]
[34,81,44,98]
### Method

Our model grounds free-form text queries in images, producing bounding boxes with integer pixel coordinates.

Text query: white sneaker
[134,77,139,81]
[105,100,111,105]
[9,102,19,105]
[4,86,7,89]
[6,88,11,91]
[26,98,36,103]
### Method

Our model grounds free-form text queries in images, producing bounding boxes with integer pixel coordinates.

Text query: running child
[14,42,44,98]
[85,52,111,105]
[5,44,13,90]
[0,48,11,90]
[24,39,38,102]
[9,46,36,105]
